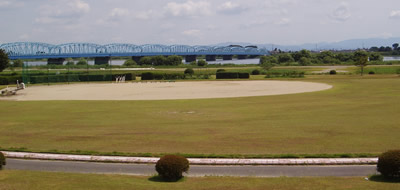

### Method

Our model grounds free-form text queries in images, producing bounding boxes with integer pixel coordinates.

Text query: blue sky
[1,0,399,45]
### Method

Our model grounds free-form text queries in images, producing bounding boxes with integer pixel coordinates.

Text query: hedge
[0,75,23,85]
[28,73,134,84]
[141,72,185,80]
[216,72,250,79]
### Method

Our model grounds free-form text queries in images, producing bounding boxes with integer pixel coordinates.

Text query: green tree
[0,49,10,72]
[260,56,276,71]
[259,56,278,64]
[353,50,369,76]
[151,56,167,66]
[336,53,353,62]
[166,55,183,66]
[184,68,194,76]
[277,53,294,63]
[123,59,137,67]
[197,59,208,67]
[292,49,311,62]
[298,57,311,66]
[66,61,75,66]
[76,58,88,65]
[139,57,153,65]
[369,52,383,61]
[13,59,24,67]
[190,61,197,66]
[369,46,379,52]
[393,43,399,50]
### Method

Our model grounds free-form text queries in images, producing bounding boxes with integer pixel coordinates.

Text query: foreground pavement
[5,159,378,177]
[2,151,378,165]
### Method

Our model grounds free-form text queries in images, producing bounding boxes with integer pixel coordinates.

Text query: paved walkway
[2,151,378,165]
[5,159,378,177]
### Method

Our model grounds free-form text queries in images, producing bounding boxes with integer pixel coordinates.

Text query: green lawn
[0,170,398,190]
[0,76,400,157]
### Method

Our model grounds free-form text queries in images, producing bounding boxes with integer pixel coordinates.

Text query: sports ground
[1,75,399,157]
[3,81,331,101]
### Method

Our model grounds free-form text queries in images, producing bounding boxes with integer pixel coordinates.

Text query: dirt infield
[2,81,332,101]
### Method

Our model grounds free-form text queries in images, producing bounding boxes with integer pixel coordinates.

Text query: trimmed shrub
[329,70,337,75]
[216,69,226,73]
[197,60,208,67]
[252,69,260,75]
[377,150,400,179]
[216,72,250,79]
[156,155,189,181]
[369,71,375,75]
[238,72,250,79]
[0,152,5,169]
[0,75,23,85]
[141,72,154,80]
[217,72,238,79]
[141,72,185,80]
[184,68,194,75]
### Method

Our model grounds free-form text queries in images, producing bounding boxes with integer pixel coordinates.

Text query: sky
[0,0,400,45]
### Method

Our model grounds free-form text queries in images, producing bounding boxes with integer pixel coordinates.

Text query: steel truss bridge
[0,42,269,60]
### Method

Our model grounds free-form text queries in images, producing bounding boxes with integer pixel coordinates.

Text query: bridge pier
[95,57,110,65]
[222,55,233,61]
[48,58,65,65]
[185,55,197,63]
[238,55,248,60]
[132,56,144,63]
[206,55,216,62]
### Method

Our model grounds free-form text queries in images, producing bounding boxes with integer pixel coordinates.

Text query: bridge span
[0,42,269,64]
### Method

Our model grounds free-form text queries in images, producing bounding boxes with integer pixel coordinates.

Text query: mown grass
[0,170,399,190]
[0,75,400,157]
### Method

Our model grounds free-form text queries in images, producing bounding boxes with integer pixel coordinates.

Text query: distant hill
[212,37,400,51]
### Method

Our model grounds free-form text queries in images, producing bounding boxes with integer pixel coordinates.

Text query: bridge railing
[0,42,269,59]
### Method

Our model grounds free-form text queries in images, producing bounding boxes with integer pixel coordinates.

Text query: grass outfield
[0,75,399,156]
[0,170,399,190]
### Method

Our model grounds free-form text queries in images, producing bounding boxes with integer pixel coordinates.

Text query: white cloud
[182,29,202,37]
[330,3,351,22]
[35,0,90,24]
[18,34,29,40]
[275,18,291,26]
[218,1,247,15]
[0,0,11,7]
[135,10,155,20]
[109,8,129,20]
[0,0,24,8]
[389,10,400,19]
[97,8,129,25]
[164,1,212,18]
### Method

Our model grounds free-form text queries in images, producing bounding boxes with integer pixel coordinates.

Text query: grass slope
[0,170,399,190]
[0,76,399,156]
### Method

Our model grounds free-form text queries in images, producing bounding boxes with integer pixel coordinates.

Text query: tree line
[260,49,383,66]
[369,43,400,55]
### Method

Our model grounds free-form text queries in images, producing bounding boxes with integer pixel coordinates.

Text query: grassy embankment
[0,75,399,158]
[0,170,399,190]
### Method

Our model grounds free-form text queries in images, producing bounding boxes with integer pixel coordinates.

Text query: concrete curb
[2,151,378,165]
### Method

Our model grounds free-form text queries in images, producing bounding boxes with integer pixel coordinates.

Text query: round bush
[0,152,5,169]
[184,68,194,75]
[252,69,260,75]
[329,70,337,75]
[216,69,226,73]
[156,155,189,181]
[369,71,375,75]
[377,150,400,179]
